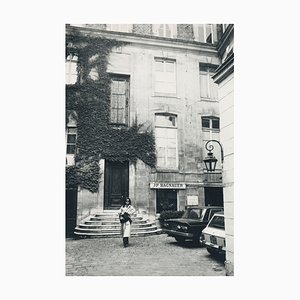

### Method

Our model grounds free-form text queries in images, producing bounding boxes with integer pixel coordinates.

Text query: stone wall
[133,159,151,214]
[76,188,99,223]
[218,61,234,276]
[107,41,220,215]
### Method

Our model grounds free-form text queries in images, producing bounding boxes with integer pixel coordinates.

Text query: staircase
[74,211,162,238]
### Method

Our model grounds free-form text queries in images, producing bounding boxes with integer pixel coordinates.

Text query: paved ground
[66,234,225,276]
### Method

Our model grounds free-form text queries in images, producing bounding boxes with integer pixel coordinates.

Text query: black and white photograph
[65,23,234,276]
[2,0,299,299]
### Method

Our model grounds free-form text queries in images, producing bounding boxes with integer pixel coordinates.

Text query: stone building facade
[65,24,228,229]
[213,24,234,275]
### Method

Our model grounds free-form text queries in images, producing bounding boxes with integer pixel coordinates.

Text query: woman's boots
[123,237,129,247]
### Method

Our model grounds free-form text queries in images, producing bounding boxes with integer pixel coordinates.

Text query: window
[208,215,225,229]
[194,24,215,43]
[154,58,176,94]
[156,190,177,213]
[202,117,220,129]
[66,127,77,154]
[153,24,177,38]
[202,118,210,128]
[155,114,178,169]
[208,209,223,220]
[199,64,218,100]
[106,24,133,33]
[110,76,129,125]
[65,54,78,84]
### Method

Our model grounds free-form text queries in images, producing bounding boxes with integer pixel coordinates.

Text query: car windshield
[208,215,225,229]
[182,208,206,220]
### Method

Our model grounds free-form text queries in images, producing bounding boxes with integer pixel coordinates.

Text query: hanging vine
[66,29,156,192]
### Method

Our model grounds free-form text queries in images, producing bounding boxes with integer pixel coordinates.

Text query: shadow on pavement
[167,240,203,249]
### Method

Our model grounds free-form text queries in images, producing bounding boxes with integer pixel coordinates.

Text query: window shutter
[110,77,129,125]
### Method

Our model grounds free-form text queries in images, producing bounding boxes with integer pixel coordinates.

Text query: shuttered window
[110,77,129,125]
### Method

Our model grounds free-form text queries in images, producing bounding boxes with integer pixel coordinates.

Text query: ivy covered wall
[66,30,156,193]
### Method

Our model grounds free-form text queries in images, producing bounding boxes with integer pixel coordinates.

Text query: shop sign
[187,195,199,205]
[150,182,186,189]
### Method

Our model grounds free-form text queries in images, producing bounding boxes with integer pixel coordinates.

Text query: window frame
[65,54,78,85]
[199,63,218,100]
[201,116,220,130]
[66,126,77,155]
[155,113,179,170]
[154,57,177,96]
[109,75,130,126]
[153,24,177,38]
[193,24,214,44]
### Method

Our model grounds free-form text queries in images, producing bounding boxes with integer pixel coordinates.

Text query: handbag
[119,212,131,224]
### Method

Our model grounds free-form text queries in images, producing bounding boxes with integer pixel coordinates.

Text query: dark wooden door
[104,161,129,209]
[66,187,78,238]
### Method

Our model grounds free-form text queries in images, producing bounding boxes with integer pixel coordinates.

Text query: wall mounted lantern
[203,140,224,172]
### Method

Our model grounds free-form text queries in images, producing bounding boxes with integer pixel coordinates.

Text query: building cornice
[212,52,234,84]
[66,25,219,55]
[216,24,234,57]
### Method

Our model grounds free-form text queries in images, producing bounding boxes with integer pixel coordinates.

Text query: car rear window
[182,208,204,220]
[208,215,225,229]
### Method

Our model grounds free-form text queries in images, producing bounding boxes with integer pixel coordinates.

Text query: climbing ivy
[66,29,156,192]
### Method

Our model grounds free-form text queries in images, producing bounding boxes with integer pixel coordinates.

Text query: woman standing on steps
[118,197,136,247]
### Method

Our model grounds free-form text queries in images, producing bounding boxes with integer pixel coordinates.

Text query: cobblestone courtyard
[66,234,225,276]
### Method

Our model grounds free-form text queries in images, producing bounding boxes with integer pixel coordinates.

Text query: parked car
[200,212,226,256]
[162,206,223,244]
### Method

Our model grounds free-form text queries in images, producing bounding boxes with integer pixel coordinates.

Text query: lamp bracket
[204,140,224,164]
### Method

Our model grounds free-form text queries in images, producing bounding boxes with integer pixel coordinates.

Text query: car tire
[175,237,186,243]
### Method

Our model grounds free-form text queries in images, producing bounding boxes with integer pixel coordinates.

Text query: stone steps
[78,223,153,229]
[74,211,162,238]
[76,225,158,234]
[73,229,161,238]
[89,217,146,223]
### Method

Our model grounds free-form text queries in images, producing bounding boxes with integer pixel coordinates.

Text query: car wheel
[175,237,186,243]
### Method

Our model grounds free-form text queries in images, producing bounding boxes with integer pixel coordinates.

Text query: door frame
[104,160,129,209]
